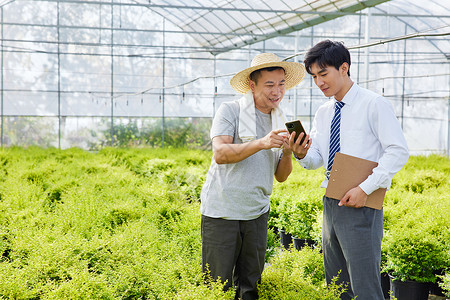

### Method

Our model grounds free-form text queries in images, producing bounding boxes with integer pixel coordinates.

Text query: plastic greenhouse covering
[0,0,449,153]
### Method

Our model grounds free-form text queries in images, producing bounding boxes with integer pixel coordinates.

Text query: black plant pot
[279,229,292,250]
[429,269,446,296]
[381,272,390,299]
[389,275,430,300]
[292,237,315,250]
[429,281,445,296]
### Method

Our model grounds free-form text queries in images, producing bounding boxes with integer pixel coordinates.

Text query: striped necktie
[327,101,345,171]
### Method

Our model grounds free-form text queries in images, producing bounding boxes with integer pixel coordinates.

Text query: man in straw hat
[200,53,305,299]
[290,40,409,300]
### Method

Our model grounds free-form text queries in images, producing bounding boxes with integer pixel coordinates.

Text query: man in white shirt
[290,40,409,300]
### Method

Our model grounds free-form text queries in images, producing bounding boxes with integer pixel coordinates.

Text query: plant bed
[0,149,448,299]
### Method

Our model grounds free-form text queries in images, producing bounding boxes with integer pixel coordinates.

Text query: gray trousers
[322,196,384,300]
[201,212,268,300]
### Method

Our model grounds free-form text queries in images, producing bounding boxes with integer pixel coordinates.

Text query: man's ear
[249,80,256,92]
[340,63,349,76]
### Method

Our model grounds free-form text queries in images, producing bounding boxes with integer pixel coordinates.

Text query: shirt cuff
[293,153,303,161]
[359,180,379,196]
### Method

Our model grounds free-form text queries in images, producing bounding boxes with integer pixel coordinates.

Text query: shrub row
[269,154,450,296]
[0,147,344,299]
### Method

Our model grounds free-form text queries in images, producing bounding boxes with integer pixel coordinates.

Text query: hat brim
[230,61,306,94]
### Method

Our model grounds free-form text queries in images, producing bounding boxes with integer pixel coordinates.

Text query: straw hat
[230,53,306,94]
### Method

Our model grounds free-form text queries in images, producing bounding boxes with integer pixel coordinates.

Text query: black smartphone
[285,120,306,144]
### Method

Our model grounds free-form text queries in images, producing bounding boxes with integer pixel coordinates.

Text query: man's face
[310,62,348,100]
[250,68,286,114]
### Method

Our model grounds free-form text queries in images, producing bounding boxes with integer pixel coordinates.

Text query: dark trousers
[201,212,268,300]
[322,196,384,300]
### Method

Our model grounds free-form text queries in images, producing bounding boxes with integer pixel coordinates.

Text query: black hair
[304,40,351,77]
[249,66,285,85]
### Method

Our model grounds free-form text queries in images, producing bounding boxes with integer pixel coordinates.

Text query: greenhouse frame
[1,0,449,154]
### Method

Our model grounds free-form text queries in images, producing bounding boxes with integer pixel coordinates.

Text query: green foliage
[0,147,215,299]
[397,169,446,193]
[383,229,448,282]
[271,164,323,239]
[286,199,321,239]
[265,227,279,262]
[144,158,175,175]
[269,246,325,285]
[439,273,450,297]
[271,189,322,239]
[4,117,57,147]
[271,154,450,286]
[0,147,448,298]
[310,210,323,248]
[258,247,345,299]
[95,118,211,149]
[381,154,450,283]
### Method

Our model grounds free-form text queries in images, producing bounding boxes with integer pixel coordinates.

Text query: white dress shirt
[298,83,409,195]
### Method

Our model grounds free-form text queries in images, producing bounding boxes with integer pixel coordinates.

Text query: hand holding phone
[285,120,306,144]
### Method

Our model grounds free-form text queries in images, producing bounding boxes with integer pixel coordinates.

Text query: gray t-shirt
[200,100,281,220]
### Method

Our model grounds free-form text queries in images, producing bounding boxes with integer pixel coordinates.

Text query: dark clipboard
[325,152,386,210]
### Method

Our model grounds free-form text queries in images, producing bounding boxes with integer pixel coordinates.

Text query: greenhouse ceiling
[30,0,394,53]
[143,0,392,52]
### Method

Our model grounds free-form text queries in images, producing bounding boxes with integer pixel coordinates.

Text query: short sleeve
[210,102,238,140]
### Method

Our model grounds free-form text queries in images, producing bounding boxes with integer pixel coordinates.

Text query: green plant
[286,200,320,239]
[95,118,212,149]
[384,229,448,283]
[438,272,450,297]
[268,195,282,229]
[271,192,322,241]
[310,210,323,248]
[265,227,279,262]
[0,148,448,299]
[258,247,345,299]
[272,195,291,231]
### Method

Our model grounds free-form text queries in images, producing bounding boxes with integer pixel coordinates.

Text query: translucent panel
[59,54,111,92]
[112,57,163,93]
[4,92,58,116]
[1,0,449,153]
[3,116,58,147]
[4,1,56,25]
[60,116,108,149]
[59,3,102,27]
[62,93,111,117]
[4,25,54,43]
[334,0,359,10]
[3,51,57,90]
[141,0,393,49]
[115,6,162,30]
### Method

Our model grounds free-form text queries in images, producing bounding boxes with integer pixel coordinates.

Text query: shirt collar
[334,82,358,106]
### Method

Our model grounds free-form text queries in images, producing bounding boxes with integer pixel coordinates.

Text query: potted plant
[429,269,446,297]
[275,200,293,250]
[310,209,323,251]
[285,201,319,251]
[268,196,280,236]
[380,236,390,299]
[383,229,448,300]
